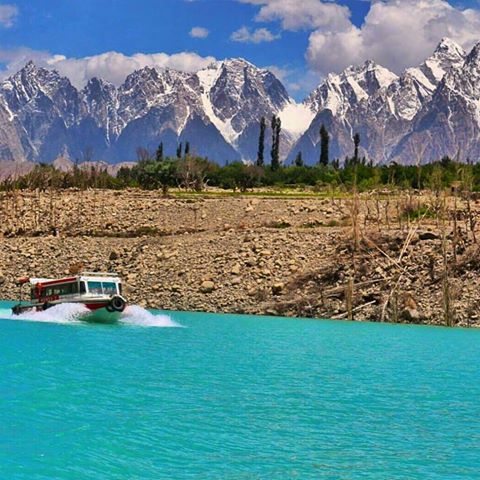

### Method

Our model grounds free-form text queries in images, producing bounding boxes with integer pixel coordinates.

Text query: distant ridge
[0,38,480,166]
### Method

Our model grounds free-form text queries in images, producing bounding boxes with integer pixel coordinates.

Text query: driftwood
[330,300,377,320]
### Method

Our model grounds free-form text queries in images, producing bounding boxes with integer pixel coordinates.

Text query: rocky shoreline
[0,189,479,327]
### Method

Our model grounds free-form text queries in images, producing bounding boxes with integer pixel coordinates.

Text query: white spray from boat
[120,305,180,327]
[0,303,181,327]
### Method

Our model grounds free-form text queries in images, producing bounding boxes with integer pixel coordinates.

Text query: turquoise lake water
[0,300,479,479]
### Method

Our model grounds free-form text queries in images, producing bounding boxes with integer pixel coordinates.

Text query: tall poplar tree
[353,133,360,163]
[295,151,303,167]
[257,117,266,167]
[155,142,164,162]
[176,142,183,159]
[184,141,190,157]
[270,115,281,171]
[319,124,330,166]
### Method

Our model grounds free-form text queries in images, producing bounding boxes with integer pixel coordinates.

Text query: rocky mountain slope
[0,58,307,165]
[289,38,468,165]
[0,38,479,166]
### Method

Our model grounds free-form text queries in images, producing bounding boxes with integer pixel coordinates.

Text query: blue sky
[0,0,479,99]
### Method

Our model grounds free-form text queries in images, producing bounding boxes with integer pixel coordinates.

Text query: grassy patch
[401,204,434,220]
[265,220,292,229]
[326,219,341,227]
[302,220,324,228]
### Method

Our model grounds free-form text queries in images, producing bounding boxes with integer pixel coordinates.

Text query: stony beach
[0,188,479,327]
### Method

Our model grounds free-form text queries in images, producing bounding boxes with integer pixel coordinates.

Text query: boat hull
[82,306,123,324]
[11,298,126,324]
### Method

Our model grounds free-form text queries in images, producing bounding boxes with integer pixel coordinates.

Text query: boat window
[80,281,86,294]
[88,281,103,294]
[42,282,78,297]
[102,282,117,295]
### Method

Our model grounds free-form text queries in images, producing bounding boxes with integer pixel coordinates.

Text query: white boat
[11,272,127,323]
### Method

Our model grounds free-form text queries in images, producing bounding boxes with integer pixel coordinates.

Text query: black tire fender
[108,296,126,313]
[12,305,22,315]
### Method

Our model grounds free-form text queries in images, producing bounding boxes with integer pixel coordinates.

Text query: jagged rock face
[83,78,118,134]
[392,43,480,164]
[292,61,399,163]
[1,38,480,167]
[291,38,470,165]
[1,61,87,161]
[0,58,294,165]
[305,61,398,117]
[0,98,25,162]
[206,59,289,133]
[419,37,466,85]
[196,59,293,162]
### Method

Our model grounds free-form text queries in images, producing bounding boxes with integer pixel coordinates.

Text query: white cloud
[239,0,351,32]
[0,47,52,75]
[189,26,209,39]
[240,0,480,76]
[0,3,18,27]
[264,64,322,97]
[307,0,480,74]
[231,26,280,43]
[0,48,217,88]
[263,64,289,82]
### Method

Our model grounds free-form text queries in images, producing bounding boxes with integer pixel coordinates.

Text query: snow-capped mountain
[392,42,480,164]
[290,38,468,165]
[304,60,398,117]
[0,38,480,167]
[291,60,399,164]
[0,58,305,164]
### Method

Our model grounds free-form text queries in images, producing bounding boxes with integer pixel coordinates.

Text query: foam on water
[120,305,181,327]
[0,303,88,324]
[0,303,180,327]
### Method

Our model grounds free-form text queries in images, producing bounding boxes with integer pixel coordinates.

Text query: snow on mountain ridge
[196,62,238,144]
[420,37,466,84]
[305,60,398,117]
[1,38,480,166]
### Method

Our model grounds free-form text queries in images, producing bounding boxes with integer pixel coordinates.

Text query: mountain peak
[85,76,114,88]
[83,76,116,101]
[16,60,63,82]
[305,60,397,116]
[121,65,161,90]
[419,37,465,85]
[348,59,378,72]
[466,41,480,62]
[23,60,37,71]
[340,60,397,93]
[221,57,255,68]
[435,37,465,56]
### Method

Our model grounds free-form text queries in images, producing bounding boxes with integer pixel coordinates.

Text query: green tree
[353,133,361,163]
[155,142,164,162]
[184,141,190,157]
[270,115,281,171]
[218,162,263,192]
[319,124,330,166]
[295,151,304,167]
[257,116,266,167]
[176,142,183,159]
[157,160,176,195]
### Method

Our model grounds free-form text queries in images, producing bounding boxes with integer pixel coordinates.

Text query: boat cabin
[27,273,123,303]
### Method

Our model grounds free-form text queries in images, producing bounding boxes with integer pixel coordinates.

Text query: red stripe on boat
[38,277,78,287]
[85,302,110,311]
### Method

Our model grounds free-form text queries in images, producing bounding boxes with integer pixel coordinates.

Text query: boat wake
[120,305,180,327]
[0,303,180,327]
